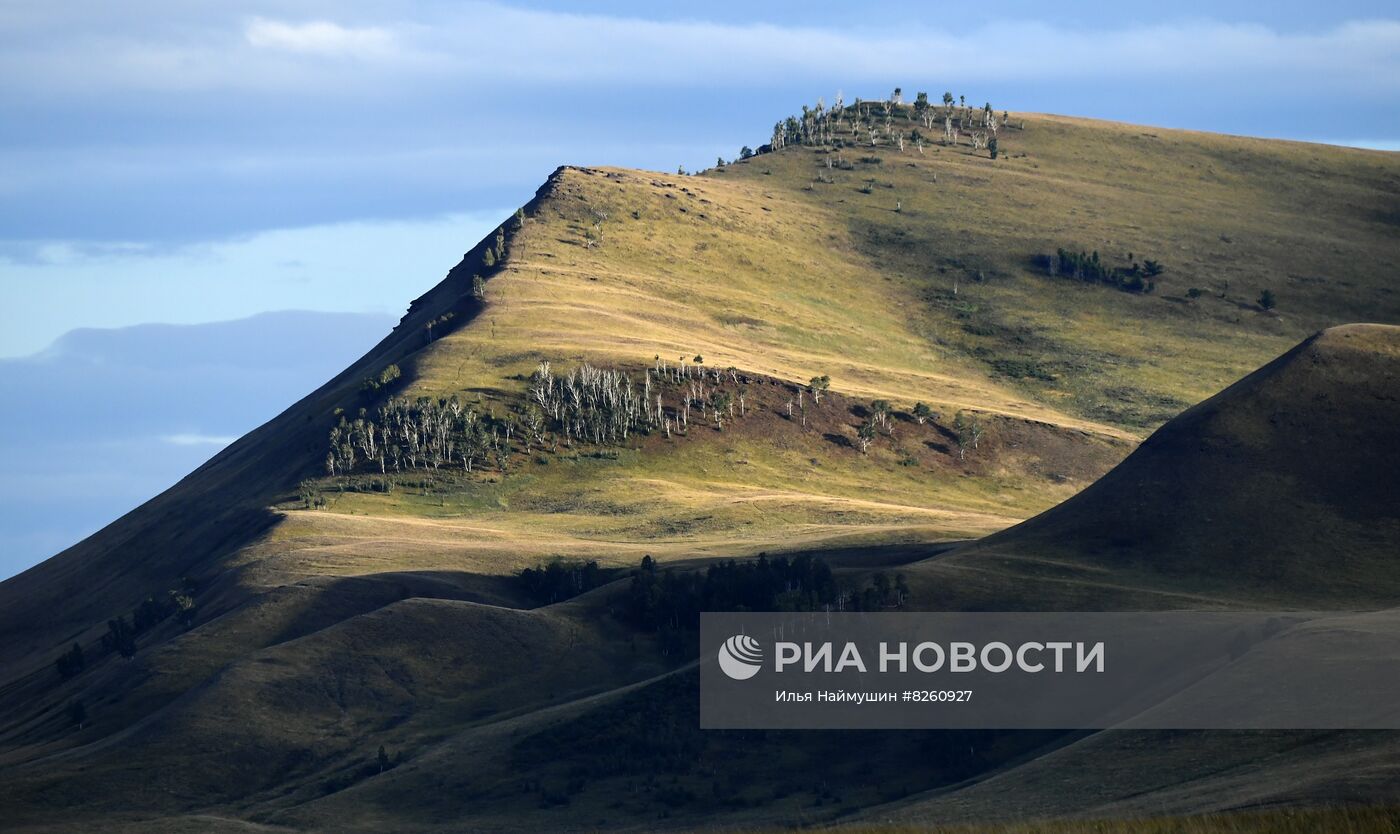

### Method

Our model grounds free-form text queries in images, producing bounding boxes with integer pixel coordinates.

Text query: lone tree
[172,591,197,627]
[912,402,934,425]
[1258,289,1277,310]
[103,617,137,659]
[856,420,877,454]
[55,642,84,679]
[712,392,733,429]
[808,375,831,403]
[870,399,892,431]
[953,411,983,461]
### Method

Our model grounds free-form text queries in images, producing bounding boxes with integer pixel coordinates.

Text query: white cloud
[5,4,1399,94]
[244,16,396,56]
[0,2,1395,270]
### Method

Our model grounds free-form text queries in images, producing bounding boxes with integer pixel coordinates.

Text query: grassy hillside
[934,324,1400,607]
[1,100,1399,832]
[5,106,1396,637]
[719,112,1400,426]
[261,113,1400,587]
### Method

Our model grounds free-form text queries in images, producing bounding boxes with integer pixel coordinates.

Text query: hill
[844,325,1400,825]
[931,323,1400,607]
[247,323,1400,833]
[1,99,1399,831]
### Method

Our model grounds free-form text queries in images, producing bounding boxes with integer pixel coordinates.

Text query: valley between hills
[2,98,1399,832]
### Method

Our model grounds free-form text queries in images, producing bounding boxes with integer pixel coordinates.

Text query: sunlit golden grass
[720,113,1399,428]
[274,384,1099,579]
[287,113,1397,578]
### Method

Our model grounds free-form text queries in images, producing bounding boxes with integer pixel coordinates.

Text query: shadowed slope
[939,324,1400,605]
[0,178,516,672]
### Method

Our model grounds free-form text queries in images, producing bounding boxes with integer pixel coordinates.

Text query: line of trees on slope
[514,553,913,658]
[61,583,199,671]
[849,397,983,462]
[762,89,1010,160]
[326,395,509,476]
[527,361,650,445]
[1033,248,1164,294]
[530,358,763,440]
[518,558,616,605]
[326,356,992,484]
[54,579,200,730]
[623,554,910,656]
[98,583,198,661]
[327,357,769,478]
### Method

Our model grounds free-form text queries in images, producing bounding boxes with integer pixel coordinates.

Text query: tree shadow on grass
[824,433,853,450]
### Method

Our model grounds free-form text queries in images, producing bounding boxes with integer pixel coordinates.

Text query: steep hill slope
[931,323,1400,606]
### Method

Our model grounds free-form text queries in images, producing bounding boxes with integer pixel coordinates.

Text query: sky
[0,312,395,578]
[0,0,1397,575]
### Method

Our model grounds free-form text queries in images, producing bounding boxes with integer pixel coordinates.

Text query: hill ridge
[939,322,1400,605]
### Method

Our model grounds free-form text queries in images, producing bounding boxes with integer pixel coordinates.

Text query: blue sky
[0,1,1398,576]
[0,312,394,576]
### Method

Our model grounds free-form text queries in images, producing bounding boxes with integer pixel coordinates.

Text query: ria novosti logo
[702,612,1400,730]
[718,634,763,680]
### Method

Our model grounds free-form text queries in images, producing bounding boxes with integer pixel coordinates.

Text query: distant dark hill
[948,324,1400,605]
[32,311,397,372]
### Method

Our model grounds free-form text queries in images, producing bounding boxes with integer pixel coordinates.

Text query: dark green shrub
[55,643,84,680]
